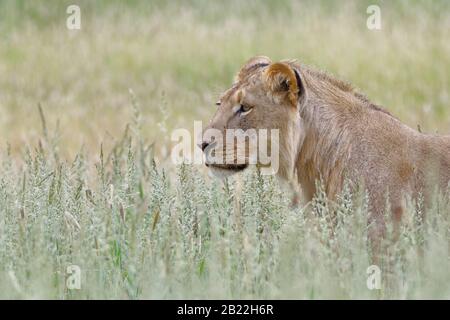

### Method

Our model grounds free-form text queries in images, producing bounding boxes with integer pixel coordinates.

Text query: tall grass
[0,103,449,299]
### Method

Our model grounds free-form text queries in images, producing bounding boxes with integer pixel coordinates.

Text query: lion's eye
[238,104,252,115]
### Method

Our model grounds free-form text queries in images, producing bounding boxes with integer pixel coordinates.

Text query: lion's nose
[199,142,209,152]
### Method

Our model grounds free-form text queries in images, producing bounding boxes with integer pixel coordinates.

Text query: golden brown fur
[202,56,450,248]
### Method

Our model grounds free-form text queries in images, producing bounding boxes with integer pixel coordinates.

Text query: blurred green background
[0,0,449,159]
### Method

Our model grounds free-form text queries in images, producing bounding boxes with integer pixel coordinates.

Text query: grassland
[0,0,449,299]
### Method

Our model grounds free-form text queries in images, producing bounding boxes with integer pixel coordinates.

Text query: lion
[200,55,450,249]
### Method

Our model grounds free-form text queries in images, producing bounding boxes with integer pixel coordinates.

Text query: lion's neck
[295,99,355,201]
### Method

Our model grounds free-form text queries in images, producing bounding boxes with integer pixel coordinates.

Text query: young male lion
[200,56,450,247]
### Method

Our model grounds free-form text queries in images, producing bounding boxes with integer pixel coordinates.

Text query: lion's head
[200,56,306,179]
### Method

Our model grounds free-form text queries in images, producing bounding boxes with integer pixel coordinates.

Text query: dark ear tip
[294,69,303,95]
[236,56,273,82]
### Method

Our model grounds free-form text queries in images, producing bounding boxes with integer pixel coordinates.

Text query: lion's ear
[264,62,303,106]
[235,56,272,82]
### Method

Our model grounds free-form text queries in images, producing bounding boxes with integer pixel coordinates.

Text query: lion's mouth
[203,141,249,173]
[206,163,248,172]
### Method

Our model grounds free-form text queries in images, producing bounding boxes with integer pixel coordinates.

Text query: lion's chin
[207,164,248,179]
